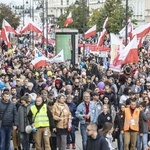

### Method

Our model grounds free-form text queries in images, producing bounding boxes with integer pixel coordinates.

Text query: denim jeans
[80,123,88,150]
[137,133,148,150]
[67,125,76,144]
[0,126,12,150]
[20,132,30,150]
[119,133,124,150]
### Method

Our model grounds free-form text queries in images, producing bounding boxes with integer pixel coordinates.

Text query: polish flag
[3,19,18,35]
[113,36,138,66]
[132,23,150,38]
[1,20,11,47]
[21,20,42,34]
[119,20,133,40]
[97,29,107,47]
[103,17,108,29]
[31,56,48,69]
[85,25,96,39]
[128,22,133,40]
[64,12,73,27]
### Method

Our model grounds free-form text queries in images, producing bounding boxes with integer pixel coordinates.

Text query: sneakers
[66,144,70,149]
[72,144,76,149]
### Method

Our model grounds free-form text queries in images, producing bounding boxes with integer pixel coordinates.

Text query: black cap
[49,91,54,95]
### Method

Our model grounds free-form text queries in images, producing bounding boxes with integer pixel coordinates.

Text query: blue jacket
[0,99,18,127]
[66,102,77,125]
[76,101,98,124]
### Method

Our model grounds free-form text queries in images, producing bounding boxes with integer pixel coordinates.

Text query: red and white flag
[113,36,138,66]
[132,23,150,38]
[3,19,18,35]
[119,20,133,41]
[103,17,108,29]
[21,20,42,34]
[1,20,11,47]
[128,22,133,40]
[97,29,107,47]
[64,12,73,27]
[109,33,124,72]
[85,25,96,39]
[31,56,48,69]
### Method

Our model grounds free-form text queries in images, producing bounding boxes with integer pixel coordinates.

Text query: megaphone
[25,125,37,134]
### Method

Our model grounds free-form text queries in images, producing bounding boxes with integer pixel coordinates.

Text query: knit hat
[21,96,29,103]
[98,89,105,95]
[55,79,61,84]
[47,71,52,76]
[41,83,48,89]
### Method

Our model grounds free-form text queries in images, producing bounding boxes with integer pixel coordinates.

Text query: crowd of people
[0,38,150,150]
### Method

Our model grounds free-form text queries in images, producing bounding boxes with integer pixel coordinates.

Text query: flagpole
[125,0,128,46]
[23,0,25,26]
[82,0,86,52]
[46,0,48,48]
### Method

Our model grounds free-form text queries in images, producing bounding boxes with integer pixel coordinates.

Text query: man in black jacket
[86,123,109,150]
[0,91,18,150]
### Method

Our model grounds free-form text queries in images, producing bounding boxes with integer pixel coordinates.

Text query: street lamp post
[75,0,86,52]
[23,0,25,26]
[82,0,86,52]
[125,0,128,46]
[46,0,48,48]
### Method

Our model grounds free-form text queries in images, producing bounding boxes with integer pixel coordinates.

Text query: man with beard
[72,78,84,105]
[121,99,140,150]
[83,76,96,92]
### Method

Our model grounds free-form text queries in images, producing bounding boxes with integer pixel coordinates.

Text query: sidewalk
[11,130,117,150]
[10,131,82,150]
[68,131,82,150]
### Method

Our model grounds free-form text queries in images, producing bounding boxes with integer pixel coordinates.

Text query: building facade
[47,0,150,26]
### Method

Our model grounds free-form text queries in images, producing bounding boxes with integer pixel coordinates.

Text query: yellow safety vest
[31,104,50,128]
[124,107,140,131]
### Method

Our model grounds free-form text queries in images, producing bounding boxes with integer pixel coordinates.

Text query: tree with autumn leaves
[0,3,20,29]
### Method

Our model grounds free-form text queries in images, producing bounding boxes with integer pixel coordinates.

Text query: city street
[11,130,118,150]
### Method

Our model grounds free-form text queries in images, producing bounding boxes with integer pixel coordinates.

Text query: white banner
[48,50,64,63]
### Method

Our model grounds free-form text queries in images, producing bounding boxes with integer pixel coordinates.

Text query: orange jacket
[124,107,140,131]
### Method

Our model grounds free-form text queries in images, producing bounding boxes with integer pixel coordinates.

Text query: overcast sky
[1,0,23,6]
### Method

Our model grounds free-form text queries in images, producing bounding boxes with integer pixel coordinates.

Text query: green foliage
[0,3,20,29]
[88,0,136,34]
[57,0,137,34]
[57,4,89,33]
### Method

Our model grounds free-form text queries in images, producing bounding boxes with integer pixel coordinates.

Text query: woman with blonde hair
[52,94,72,150]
